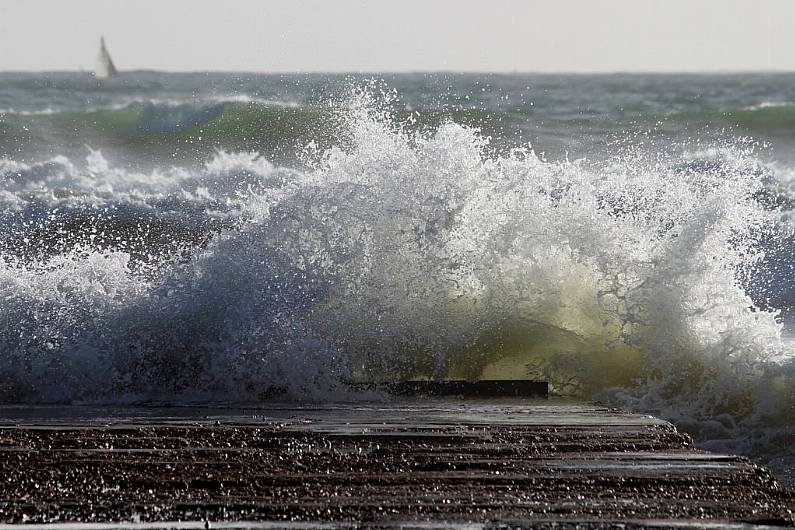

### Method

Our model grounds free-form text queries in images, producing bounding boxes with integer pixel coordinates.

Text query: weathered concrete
[0,401,792,527]
[347,380,549,398]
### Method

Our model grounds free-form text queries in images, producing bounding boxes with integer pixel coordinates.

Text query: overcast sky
[1,0,794,72]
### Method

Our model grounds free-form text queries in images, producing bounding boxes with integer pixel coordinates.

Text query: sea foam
[0,88,792,468]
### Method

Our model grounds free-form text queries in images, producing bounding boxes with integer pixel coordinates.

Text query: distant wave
[0,96,302,116]
[0,100,511,162]
[0,108,59,116]
[669,103,795,131]
[743,101,794,111]
[0,101,339,162]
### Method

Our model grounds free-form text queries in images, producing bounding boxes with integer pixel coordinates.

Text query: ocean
[0,72,793,483]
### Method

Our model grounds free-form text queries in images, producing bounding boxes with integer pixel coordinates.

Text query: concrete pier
[0,401,792,527]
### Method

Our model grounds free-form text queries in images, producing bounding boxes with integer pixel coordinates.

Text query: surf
[0,86,792,476]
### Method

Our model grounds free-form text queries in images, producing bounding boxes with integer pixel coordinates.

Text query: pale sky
[1,0,793,72]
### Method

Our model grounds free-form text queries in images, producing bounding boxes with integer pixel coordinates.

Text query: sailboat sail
[95,37,118,79]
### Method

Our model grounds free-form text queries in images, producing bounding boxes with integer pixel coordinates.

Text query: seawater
[0,72,793,483]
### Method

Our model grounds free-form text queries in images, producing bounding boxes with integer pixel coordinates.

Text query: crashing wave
[0,88,792,470]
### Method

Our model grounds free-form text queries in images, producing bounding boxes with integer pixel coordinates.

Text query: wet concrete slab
[0,400,792,527]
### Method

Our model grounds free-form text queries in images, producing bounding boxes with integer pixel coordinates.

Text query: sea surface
[0,72,793,484]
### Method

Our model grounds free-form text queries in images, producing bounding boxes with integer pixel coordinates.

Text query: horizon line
[2,68,795,76]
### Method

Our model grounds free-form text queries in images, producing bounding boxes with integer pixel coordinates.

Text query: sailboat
[95,36,118,79]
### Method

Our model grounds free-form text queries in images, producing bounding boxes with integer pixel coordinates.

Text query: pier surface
[0,401,792,528]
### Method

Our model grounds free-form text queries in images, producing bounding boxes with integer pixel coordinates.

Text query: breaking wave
[0,88,793,472]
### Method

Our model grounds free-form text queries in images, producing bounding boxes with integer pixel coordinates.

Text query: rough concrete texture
[0,401,792,527]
